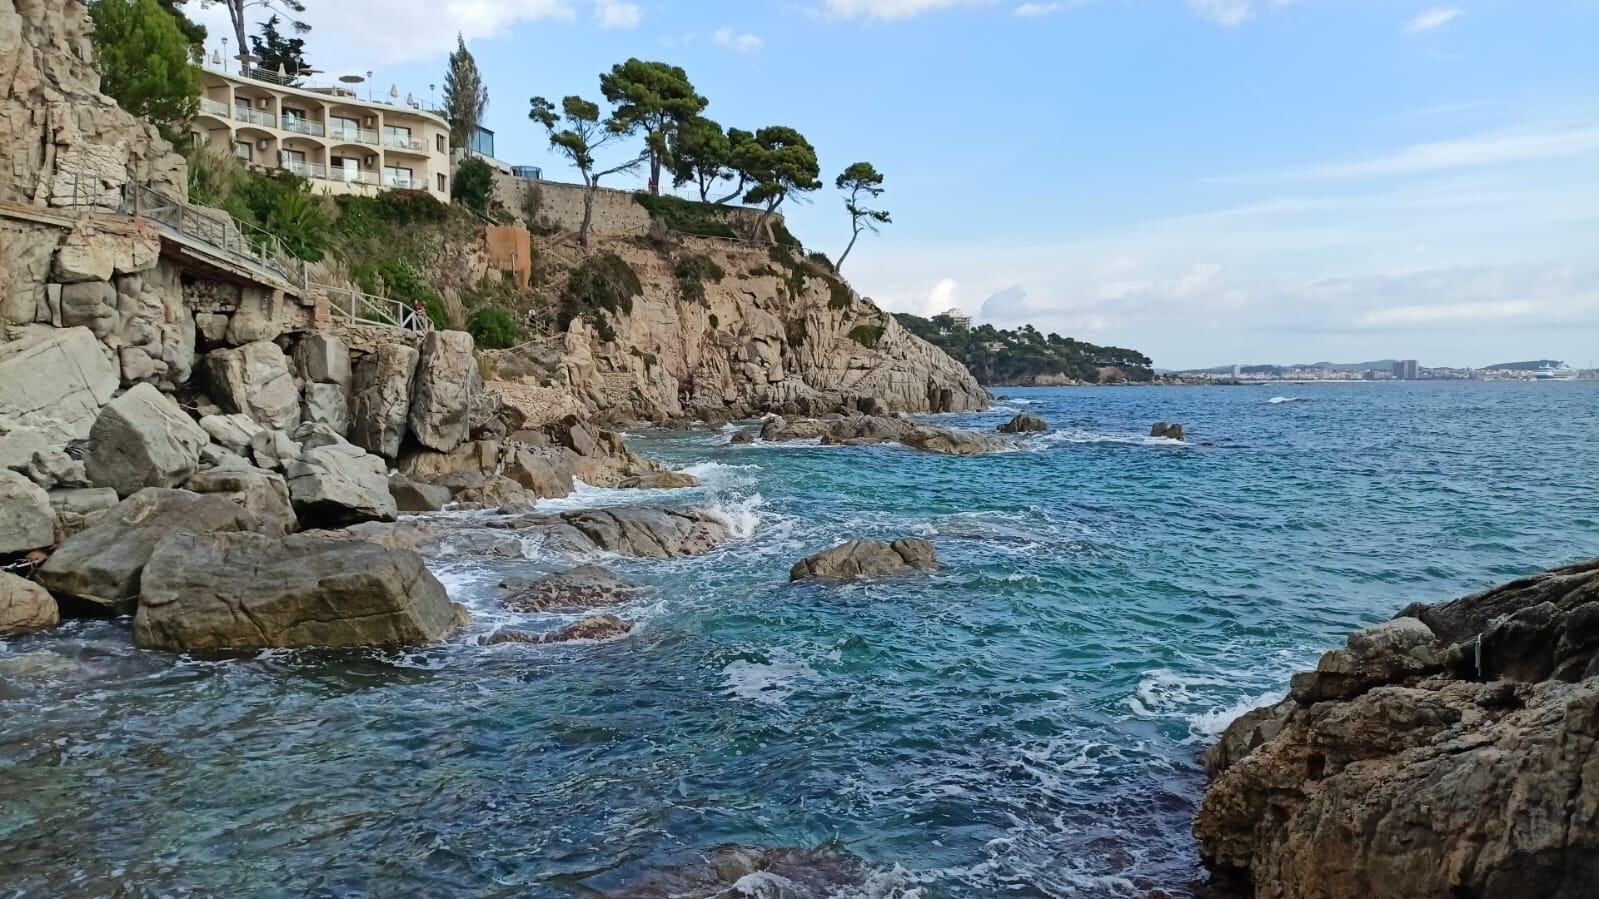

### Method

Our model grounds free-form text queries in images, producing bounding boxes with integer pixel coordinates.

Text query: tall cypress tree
[442,35,489,154]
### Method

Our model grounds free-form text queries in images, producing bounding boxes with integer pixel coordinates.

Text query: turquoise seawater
[2,382,1596,897]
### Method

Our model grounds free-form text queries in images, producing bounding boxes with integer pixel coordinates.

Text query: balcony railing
[281,117,326,137]
[383,174,415,189]
[279,156,326,180]
[329,168,381,186]
[328,124,379,145]
[383,134,428,153]
[199,97,231,118]
[234,107,278,128]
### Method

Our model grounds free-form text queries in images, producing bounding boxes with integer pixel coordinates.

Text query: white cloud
[190,0,577,65]
[593,0,641,29]
[1218,124,1599,183]
[1187,0,1252,27]
[821,0,988,21]
[1403,6,1461,35]
[712,27,764,53]
[1014,1,1086,16]
[1360,299,1542,327]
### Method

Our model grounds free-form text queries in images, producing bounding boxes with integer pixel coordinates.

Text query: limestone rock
[204,341,301,431]
[387,474,452,513]
[1194,559,1599,899]
[998,413,1048,433]
[789,538,939,582]
[183,466,295,533]
[619,471,699,490]
[0,327,119,441]
[36,488,271,614]
[25,448,90,489]
[293,333,352,391]
[284,445,397,527]
[900,426,1006,456]
[500,507,730,559]
[1150,421,1185,441]
[0,571,58,635]
[248,429,301,472]
[0,427,49,471]
[47,486,120,537]
[199,413,266,453]
[84,383,208,496]
[0,470,55,555]
[133,531,464,651]
[409,330,476,453]
[301,382,349,435]
[349,343,418,458]
[500,565,640,612]
[486,614,630,645]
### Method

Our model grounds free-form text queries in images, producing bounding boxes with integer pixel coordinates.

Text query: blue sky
[190,0,1599,369]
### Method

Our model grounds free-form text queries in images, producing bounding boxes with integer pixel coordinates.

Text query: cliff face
[1195,560,1599,899]
[0,0,185,208]
[485,236,989,425]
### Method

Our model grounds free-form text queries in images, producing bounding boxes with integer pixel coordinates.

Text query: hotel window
[436,134,446,154]
[331,116,361,140]
[282,106,307,127]
[437,173,446,193]
[233,140,252,162]
[384,125,412,147]
[384,166,413,189]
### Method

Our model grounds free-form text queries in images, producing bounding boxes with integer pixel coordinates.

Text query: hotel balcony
[328,123,380,145]
[234,106,278,128]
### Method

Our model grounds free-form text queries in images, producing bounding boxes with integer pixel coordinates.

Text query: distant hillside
[1177,360,1399,375]
[1484,360,1562,371]
[892,314,1152,385]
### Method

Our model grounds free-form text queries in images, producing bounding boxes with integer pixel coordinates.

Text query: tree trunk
[648,152,661,196]
[714,177,746,206]
[580,181,596,253]
[836,226,862,271]
[229,1,248,70]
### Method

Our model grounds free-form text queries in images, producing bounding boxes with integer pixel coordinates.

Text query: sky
[187,0,1599,369]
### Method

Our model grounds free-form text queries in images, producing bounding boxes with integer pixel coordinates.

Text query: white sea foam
[1188,690,1286,737]
[1269,396,1307,405]
[1027,428,1190,450]
[721,657,816,705]
[704,490,768,540]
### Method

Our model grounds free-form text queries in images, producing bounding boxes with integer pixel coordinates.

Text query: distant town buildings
[941,308,973,330]
[1392,359,1419,380]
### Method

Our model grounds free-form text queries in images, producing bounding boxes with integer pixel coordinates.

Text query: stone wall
[491,172,777,241]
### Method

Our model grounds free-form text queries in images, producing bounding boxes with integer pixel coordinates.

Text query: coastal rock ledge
[1194,559,1599,899]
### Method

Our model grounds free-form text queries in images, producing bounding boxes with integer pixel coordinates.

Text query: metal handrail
[235,107,278,128]
[119,180,306,288]
[383,134,427,152]
[317,283,432,333]
[328,124,379,144]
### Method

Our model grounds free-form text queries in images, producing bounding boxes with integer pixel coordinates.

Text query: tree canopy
[732,126,822,239]
[193,0,308,69]
[157,0,207,51]
[529,94,644,249]
[444,35,489,152]
[599,59,706,195]
[668,115,732,203]
[91,0,201,143]
[249,15,309,81]
[835,161,890,271]
[895,314,1153,384]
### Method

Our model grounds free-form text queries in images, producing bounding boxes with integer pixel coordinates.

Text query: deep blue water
[2,382,1595,897]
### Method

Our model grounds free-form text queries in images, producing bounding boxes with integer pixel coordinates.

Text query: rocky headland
[1195,560,1599,899]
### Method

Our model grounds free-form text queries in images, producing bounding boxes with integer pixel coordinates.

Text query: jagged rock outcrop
[133,531,464,651]
[84,382,207,495]
[821,414,915,446]
[998,413,1048,433]
[37,488,272,614]
[498,507,730,559]
[349,343,418,459]
[1150,421,1185,441]
[1195,559,1599,899]
[790,538,939,582]
[0,570,57,635]
[486,614,631,645]
[900,425,1007,455]
[408,329,475,453]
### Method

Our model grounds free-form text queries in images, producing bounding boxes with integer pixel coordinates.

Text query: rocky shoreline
[1195,560,1599,898]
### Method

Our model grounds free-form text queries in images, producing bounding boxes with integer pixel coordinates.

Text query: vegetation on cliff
[894,313,1152,384]
[90,0,200,142]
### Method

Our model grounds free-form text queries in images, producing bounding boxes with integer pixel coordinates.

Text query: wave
[1269,396,1309,405]
[721,656,816,705]
[704,490,768,540]
[1027,429,1192,449]
[1187,690,1286,737]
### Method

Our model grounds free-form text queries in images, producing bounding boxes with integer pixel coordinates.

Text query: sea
[1,381,1595,897]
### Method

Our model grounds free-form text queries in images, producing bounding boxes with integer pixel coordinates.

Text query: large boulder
[36,488,271,614]
[0,327,119,441]
[349,343,418,458]
[204,341,301,431]
[0,470,55,555]
[183,466,295,533]
[789,538,939,582]
[198,413,265,454]
[618,471,699,490]
[821,415,914,446]
[84,383,208,496]
[409,330,476,453]
[1150,421,1185,441]
[387,473,452,513]
[283,444,397,527]
[133,531,465,651]
[760,416,831,442]
[292,333,351,393]
[47,486,121,537]
[503,446,577,499]
[301,382,349,435]
[1194,559,1599,899]
[0,571,58,635]
[899,426,1006,456]
[500,507,730,559]
[500,565,640,612]
[998,413,1048,433]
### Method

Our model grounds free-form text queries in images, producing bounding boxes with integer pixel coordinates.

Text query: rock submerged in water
[997,413,1048,433]
[900,425,1005,455]
[485,614,632,646]
[1194,558,1599,899]
[1150,421,1185,441]
[501,565,640,612]
[495,507,731,559]
[618,470,699,490]
[790,538,939,583]
[132,531,465,651]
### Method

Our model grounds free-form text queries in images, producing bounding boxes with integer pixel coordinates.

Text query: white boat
[1533,364,1577,381]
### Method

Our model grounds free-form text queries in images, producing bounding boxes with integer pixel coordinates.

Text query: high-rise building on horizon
[1392,359,1419,380]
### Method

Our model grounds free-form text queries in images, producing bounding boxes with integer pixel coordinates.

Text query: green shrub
[353,257,447,327]
[633,192,738,239]
[335,191,449,237]
[824,275,853,310]
[771,218,803,249]
[848,324,885,349]
[468,306,522,349]
[560,251,641,341]
[453,158,495,217]
[708,313,719,330]
[673,253,726,303]
[263,190,329,262]
[785,319,807,348]
[807,251,834,270]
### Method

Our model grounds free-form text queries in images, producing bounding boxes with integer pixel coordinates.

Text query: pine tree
[91,0,201,142]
